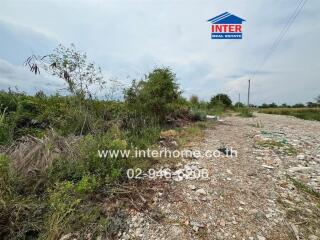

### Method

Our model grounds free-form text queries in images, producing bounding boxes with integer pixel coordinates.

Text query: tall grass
[236,107,253,118]
[259,108,320,121]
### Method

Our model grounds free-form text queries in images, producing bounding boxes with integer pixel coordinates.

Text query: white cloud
[0,0,319,104]
[0,58,65,94]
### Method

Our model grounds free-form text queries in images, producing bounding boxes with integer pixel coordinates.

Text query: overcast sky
[0,0,319,104]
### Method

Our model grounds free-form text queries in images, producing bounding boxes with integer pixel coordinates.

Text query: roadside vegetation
[2,43,317,239]
[0,44,234,239]
[259,108,320,121]
[258,96,320,121]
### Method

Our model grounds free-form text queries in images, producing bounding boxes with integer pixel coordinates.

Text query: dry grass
[7,131,81,189]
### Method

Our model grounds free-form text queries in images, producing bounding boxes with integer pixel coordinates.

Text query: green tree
[292,103,305,108]
[234,102,244,108]
[124,68,180,122]
[268,103,278,108]
[306,102,317,108]
[260,103,269,108]
[210,94,232,107]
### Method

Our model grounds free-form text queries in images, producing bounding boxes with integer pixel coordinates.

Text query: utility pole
[238,93,241,109]
[247,79,251,107]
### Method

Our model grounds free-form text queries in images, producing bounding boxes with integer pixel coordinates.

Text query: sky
[0,0,319,105]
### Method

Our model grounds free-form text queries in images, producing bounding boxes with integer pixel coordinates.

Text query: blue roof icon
[207,12,245,24]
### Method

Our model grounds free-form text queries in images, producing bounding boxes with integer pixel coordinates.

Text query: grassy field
[259,108,320,121]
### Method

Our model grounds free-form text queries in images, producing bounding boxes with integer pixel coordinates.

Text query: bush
[48,128,129,186]
[207,101,225,116]
[44,180,106,240]
[190,109,207,121]
[124,68,181,123]
[0,91,19,112]
[125,125,161,149]
[238,107,253,117]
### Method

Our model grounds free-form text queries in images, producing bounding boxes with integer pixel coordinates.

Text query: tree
[268,103,278,108]
[292,103,305,108]
[260,103,269,108]
[124,67,181,121]
[306,102,317,108]
[234,102,244,108]
[210,94,232,107]
[315,95,320,104]
[25,44,105,99]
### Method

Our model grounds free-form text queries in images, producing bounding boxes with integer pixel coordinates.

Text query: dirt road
[120,113,320,240]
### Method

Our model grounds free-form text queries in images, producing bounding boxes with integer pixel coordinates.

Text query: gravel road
[119,113,320,240]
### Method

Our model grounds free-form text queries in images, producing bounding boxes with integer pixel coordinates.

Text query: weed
[176,124,204,147]
[238,107,253,117]
[256,139,297,155]
[287,175,320,199]
[190,109,207,121]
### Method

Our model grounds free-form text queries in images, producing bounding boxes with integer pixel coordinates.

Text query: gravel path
[119,113,320,240]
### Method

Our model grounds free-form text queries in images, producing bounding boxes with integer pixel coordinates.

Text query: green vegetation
[259,108,320,121]
[256,139,297,155]
[237,107,253,118]
[0,44,235,239]
[124,67,181,123]
[188,93,234,120]
[0,75,224,239]
[0,66,188,238]
[287,175,320,200]
[210,94,232,107]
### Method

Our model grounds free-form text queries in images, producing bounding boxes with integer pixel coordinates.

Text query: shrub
[48,128,129,186]
[238,107,253,117]
[234,102,244,108]
[207,101,225,115]
[0,91,18,112]
[125,125,161,149]
[190,109,207,121]
[45,181,83,239]
[124,68,181,123]
[43,175,110,239]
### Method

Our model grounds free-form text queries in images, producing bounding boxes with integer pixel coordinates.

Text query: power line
[258,0,304,70]
[251,0,308,79]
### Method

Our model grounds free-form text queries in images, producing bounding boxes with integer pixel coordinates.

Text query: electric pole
[238,93,240,109]
[247,79,251,107]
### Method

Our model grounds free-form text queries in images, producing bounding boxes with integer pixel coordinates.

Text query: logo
[207,12,245,39]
